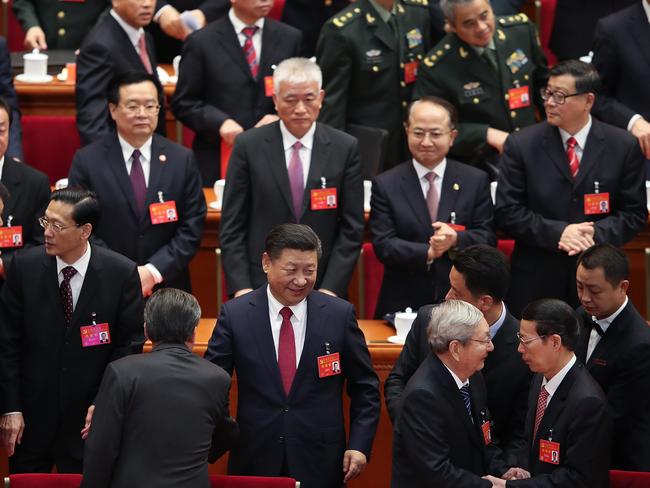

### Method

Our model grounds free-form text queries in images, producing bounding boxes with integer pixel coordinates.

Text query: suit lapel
[69,247,102,329]
[144,135,165,225]
[44,256,66,327]
[534,364,578,445]
[485,311,518,370]
[587,302,630,367]
[360,0,396,52]
[400,162,433,230]
[265,123,297,216]
[437,162,461,223]
[542,123,573,184]
[573,120,604,190]
[216,20,255,80]
[258,20,277,79]
[106,134,141,221]
[290,293,324,399]
[302,125,331,219]
[0,160,21,219]
[630,4,650,69]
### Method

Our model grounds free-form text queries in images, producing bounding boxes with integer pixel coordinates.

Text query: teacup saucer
[387,335,406,345]
[16,74,53,83]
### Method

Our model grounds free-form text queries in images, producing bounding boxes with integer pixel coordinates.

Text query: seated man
[81,288,237,488]
[484,299,612,488]
[391,299,513,487]
[370,96,494,317]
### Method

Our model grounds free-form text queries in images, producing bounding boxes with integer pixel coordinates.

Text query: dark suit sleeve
[147,153,207,282]
[219,137,254,292]
[208,371,238,462]
[319,138,364,295]
[592,139,646,246]
[171,33,232,141]
[11,0,39,30]
[76,38,114,145]
[316,23,352,130]
[397,386,491,487]
[0,38,24,159]
[204,307,234,374]
[456,170,496,249]
[342,303,380,457]
[80,364,125,488]
[370,175,431,271]
[495,135,567,249]
[109,265,145,361]
[384,306,430,422]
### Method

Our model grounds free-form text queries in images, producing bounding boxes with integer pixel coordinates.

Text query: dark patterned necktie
[60,266,77,324]
[460,384,473,423]
[130,149,147,217]
[242,26,259,78]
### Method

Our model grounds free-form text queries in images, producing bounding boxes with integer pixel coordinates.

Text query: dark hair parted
[264,223,322,260]
[144,288,201,343]
[107,71,162,105]
[50,187,100,228]
[407,96,459,130]
[452,245,510,302]
[549,59,601,95]
[577,244,629,287]
[521,299,580,351]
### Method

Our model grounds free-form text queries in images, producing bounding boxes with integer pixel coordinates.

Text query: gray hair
[440,0,491,24]
[144,288,201,343]
[273,57,322,94]
[427,300,484,353]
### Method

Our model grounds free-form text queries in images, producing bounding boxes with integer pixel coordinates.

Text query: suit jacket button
[279,436,285,443]
[283,408,289,412]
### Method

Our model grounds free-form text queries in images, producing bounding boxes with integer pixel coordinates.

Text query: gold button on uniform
[473,98,479,104]
[511,111,517,118]
[504,93,510,100]
[58,28,66,36]
[402,101,408,107]
[372,65,379,72]
[57,11,65,19]
[400,81,406,87]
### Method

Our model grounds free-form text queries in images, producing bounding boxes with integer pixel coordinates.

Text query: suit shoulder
[496,13,533,29]
[324,4,364,31]
[402,0,431,8]
[373,160,412,184]
[421,35,456,69]
[265,17,302,39]
[593,118,637,142]
[153,134,194,160]
[447,159,490,181]
[92,245,137,273]
[317,122,357,146]
[311,290,354,313]
[599,2,638,30]
[4,157,49,182]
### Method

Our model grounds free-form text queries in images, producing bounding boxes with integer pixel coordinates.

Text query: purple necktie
[288,141,304,221]
[60,266,77,324]
[424,171,439,222]
[130,149,147,217]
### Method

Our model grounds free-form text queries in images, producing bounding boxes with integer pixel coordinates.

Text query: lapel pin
[453,183,460,190]
[159,154,167,162]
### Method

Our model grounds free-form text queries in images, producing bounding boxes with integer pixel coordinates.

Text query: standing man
[220,57,363,298]
[316,0,432,169]
[81,288,237,488]
[172,0,302,185]
[414,0,548,173]
[0,39,24,159]
[575,244,650,471]
[69,72,206,295]
[0,188,144,473]
[370,96,495,317]
[385,245,530,466]
[205,224,380,488]
[484,299,612,487]
[495,60,647,317]
[76,0,166,146]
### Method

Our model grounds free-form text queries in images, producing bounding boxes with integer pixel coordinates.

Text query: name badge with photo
[80,322,111,347]
[318,352,341,378]
[311,188,337,210]
[508,86,530,109]
[539,439,560,465]
[0,226,23,248]
[584,192,610,215]
[150,201,178,224]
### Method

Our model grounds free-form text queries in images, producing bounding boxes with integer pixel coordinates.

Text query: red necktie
[288,141,304,221]
[533,385,549,440]
[60,266,77,324]
[242,26,259,78]
[566,137,580,179]
[138,33,153,74]
[278,307,296,395]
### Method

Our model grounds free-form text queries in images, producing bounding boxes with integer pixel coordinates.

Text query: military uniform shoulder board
[497,13,529,27]
[402,0,430,7]
[422,42,452,68]
[331,6,362,28]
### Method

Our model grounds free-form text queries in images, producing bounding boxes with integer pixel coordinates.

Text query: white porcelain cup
[363,180,372,211]
[23,49,48,79]
[394,308,417,338]
[172,55,181,77]
[213,179,226,207]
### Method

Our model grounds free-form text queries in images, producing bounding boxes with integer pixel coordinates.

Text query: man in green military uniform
[414,0,548,174]
[316,0,432,171]
[13,0,110,50]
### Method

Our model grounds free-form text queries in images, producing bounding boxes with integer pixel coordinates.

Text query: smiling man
[495,60,647,317]
[219,57,364,299]
[205,223,380,488]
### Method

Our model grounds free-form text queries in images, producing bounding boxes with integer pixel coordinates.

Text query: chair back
[210,474,299,488]
[4,473,83,488]
[347,124,389,179]
[609,470,650,488]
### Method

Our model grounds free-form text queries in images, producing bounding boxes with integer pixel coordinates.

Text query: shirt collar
[0,155,4,180]
[279,121,316,152]
[558,115,592,149]
[471,37,496,56]
[266,284,307,322]
[489,302,507,339]
[592,296,628,334]
[413,157,446,181]
[643,1,650,24]
[228,8,265,35]
[443,362,469,390]
[56,242,92,279]
[110,9,144,48]
[118,134,153,165]
[542,354,577,393]
[368,0,397,23]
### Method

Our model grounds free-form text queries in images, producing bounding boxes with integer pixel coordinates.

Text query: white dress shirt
[541,354,577,408]
[489,302,507,339]
[586,296,628,360]
[0,155,4,180]
[267,285,307,366]
[56,242,92,310]
[110,9,146,54]
[229,8,265,63]
[558,115,592,165]
[280,121,316,187]
[412,158,446,202]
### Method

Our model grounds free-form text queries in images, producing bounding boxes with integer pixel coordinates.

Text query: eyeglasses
[38,216,81,233]
[409,129,455,140]
[468,336,492,346]
[516,332,546,346]
[540,88,587,105]
[120,103,160,115]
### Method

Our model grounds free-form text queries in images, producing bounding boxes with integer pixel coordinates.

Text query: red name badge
[149,201,178,224]
[481,421,492,445]
[317,352,342,378]
[448,223,466,232]
[508,86,531,109]
[264,76,274,97]
[0,226,23,248]
[80,323,111,347]
[404,61,418,84]
[539,439,560,465]
[584,192,610,215]
[311,188,337,210]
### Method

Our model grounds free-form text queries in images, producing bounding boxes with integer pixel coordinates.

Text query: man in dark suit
[484,299,612,487]
[0,188,144,473]
[574,244,650,471]
[385,245,530,466]
[414,0,548,173]
[0,98,50,280]
[76,0,166,146]
[591,1,650,170]
[495,60,647,317]
[316,0,432,169]
[220,57,363,298]
[392,299,516,487]
[0,39,23,159]
[69,72,206,295]
[205,223,380,488]
[171,0,302,185]
[370,96,495,317]
[81,288,237,488]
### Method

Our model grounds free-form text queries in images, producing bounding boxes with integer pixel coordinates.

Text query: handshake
[483,467,531,486]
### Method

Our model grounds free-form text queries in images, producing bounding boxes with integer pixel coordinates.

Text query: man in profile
[81,288,236,488]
